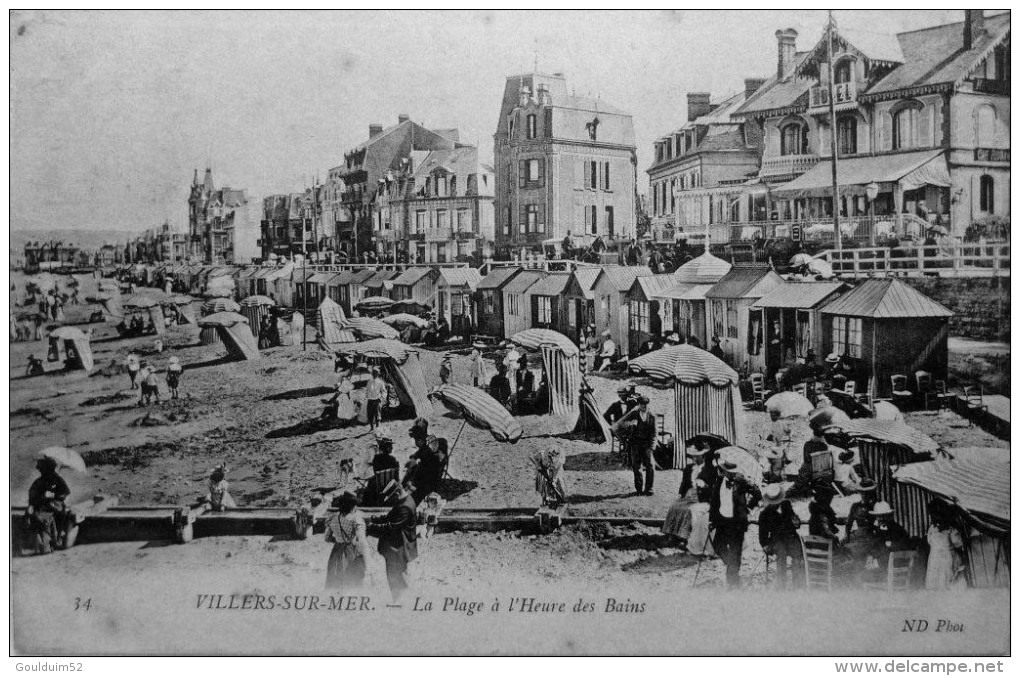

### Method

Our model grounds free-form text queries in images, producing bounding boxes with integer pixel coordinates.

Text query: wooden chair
[863,551,916,592]
[963,385,988,426]
[914,371,934,410]
[801,535,834,592]
[749,372,771,409]
[810,450,834,483]
[843,380,856,397]
[890,374,912,406]
[932,380,951,411]
[792,382,808,397]
[813,380,827,404]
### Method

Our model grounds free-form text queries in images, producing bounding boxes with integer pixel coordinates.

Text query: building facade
[725,11,1010,243]
[494,73,637,255]
[188,167,259,264]
[260,191,317,261]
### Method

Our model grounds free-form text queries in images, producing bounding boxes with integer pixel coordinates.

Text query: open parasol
[628,344,737,385]
[685,432,731,451]
[197,311,249,328]
[165,294,196,306]
[239,295,276,307]
[765,391,814,419]
[429,384,523,444]
[355,296,397,313]
[201,297,241,315]
[807,258,834,278]
[715,446,763,486]
[38,446,87,473]
[789,253,813,268]
[808,405,851,429]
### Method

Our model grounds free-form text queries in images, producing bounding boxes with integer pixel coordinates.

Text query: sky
[10,9,971,236]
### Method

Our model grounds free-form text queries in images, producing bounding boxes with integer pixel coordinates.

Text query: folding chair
[801,535,834,592]
[863,551,916,592]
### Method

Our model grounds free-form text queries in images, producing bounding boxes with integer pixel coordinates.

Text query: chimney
[964,10,986,50]
[776,28,798,79]
[687,92,712,122]
[744,77,767,101]
[369,123,383,138]
[398,114,409,124]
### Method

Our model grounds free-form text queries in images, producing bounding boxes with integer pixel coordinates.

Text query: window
[456,208,470,232]
[603,162,611,190]
[605,206,615,238]
[725,300,739,339]
[526,204,539,233]
[652,183,659,215]
[892,103,922,150]
[508,294,520,316]
[590,205,597,235]
[415,211,427,234]
[832,316,846,357]
[436,209,448,229]
[629,301,649,333]
[747,310,763,356]
[796,310,811,357]
[449,176,457,196]
[980,175,995,213]
[536,296,552,324]
[508,114,516,138]
[670,179,676,211]
[975,105,997,147]
[847,317,862,358]
[780,123,807,156]
[526,114,537,139]
[482,290,495,316]
[834,59,853,84]
[837,115,857,155]
[568,299,577,327]
[590,161,598,189]
[520,159,543,186]
[504,206,511,235]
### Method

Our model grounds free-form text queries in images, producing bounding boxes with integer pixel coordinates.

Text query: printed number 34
[74,597,92,611]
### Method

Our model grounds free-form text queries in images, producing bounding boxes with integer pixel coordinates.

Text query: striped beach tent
[334,339,432,418]
[634,345,744,468]
[317,297,356,350]
[240,295,276,339]
[198,312,259,361]
[166,295,197,324]
[121,294,166,336]
[511,328,580,418]
[201,297,241,316]
[429,384,523,444]
[340,316,400,341]
[836,419,937,510]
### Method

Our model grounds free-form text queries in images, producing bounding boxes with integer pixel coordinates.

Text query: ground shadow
[435,477,479,501]
[139,540,176,550]
[564,452,626,472]
[567,491,634,505]
[264,386,334,401]
[185,355,234,371]
[266,417,347,439]
[621,552,701,573]
[598,532,674,551]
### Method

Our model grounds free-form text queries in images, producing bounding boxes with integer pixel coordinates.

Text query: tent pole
[443,419,469,480]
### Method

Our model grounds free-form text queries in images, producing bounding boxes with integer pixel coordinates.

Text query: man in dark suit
[628,396,658,496]
[709,460,762,588]
[367,480,418,602]
[603,383,636,461]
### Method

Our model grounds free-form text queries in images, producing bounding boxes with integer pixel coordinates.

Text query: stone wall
[903,276,1010,341]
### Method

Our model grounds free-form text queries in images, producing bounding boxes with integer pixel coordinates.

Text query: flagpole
[826,11,843,253]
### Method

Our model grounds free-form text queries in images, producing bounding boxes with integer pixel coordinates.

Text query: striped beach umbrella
[201,297,241,316]
[510,328,579,356]
[239,295,276,307]
[429,384,523,444]
[340,316,399,341]
[629,344,738,384]
[355,296,396,313]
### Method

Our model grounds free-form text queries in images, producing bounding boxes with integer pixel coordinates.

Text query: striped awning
[629,344,738,386]
[511,328,579,357]
[894,456,1010,535]
[340,317,400,341]
[429,384,524,444]
[836,419,938,456]
[201,298,241,315]
[240,295,276,307]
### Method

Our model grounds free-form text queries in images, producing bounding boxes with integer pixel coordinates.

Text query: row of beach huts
[119,254,952,397]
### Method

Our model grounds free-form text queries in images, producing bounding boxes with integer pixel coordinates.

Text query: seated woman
[834,450,864,493]
[661,445,716,554]
[26,457,70,554]
[205,466,236,512]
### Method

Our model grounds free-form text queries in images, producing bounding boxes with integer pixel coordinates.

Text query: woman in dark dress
[324,492,368,589]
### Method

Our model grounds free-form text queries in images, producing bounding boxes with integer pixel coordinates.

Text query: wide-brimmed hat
[601,330,611,337]
[168,356,180,365]
[472,342,486,350]
[616,383,631,394]
[825,353,839,364]
[838,449,855,463]
[869,501,894,517]
[636,395,650,405]
[719,460,739,474]
[763,484,785,505]
[666,332,681,343]
[687,445,711,457]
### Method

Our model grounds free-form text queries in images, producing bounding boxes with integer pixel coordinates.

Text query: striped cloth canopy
[121,293,161,309]
[355,296,396,312]
[765,392,813,419]
[540,344,579,418]
[341,317,400,341]
[381,313,429,329]
[835,418,938,456]
[715,446,763,486]
[201,297,241,315]
[893,454,1010,536]
[240,295,276,307]
[198,311,249,328]
[166,294,195,306]
[429,384,524,444]
[334,338,411,363]
[629,345,738,386]
[511,328,579,357]
[317,297,355,350]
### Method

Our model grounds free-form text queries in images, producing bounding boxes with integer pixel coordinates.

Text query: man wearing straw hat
[758,485,803,589]
[367,480,418,602]
[709,460,762,588]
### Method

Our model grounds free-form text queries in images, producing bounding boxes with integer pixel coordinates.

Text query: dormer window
[892,100,923,150]
[834,59,853,84]
[526,114,537,139]
[508,114,516,139]
[780,121,808,156]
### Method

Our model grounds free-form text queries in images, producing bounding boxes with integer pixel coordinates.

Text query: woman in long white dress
[336,376,356,423]
[926,505,965,591]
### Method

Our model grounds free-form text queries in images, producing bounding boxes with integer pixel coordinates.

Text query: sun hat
[838,449,855,463]
[720,460,739,474]
[763,484,785,505]
[869,501,894,517]
[825,353,839,364]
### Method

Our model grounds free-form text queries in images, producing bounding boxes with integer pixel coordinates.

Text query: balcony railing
[760,154,819,177]
[653,214,947,246]
[975,148,1009,162]
[424,227,453,242]
[971,78,1009,95]
[809,81,857,108]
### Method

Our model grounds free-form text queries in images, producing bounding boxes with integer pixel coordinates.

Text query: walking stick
[691,525,716,587]
[442,419,468,479]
